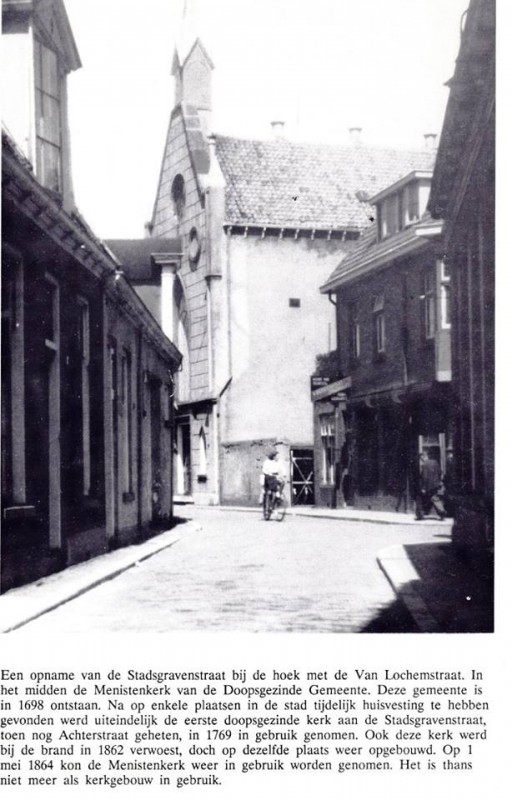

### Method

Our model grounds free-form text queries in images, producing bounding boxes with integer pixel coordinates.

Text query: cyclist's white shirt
[262,458,284,478]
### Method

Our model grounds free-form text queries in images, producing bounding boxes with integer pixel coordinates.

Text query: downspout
[137,327,143,536]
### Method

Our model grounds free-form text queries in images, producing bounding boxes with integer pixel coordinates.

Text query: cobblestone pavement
[20,509,449,634]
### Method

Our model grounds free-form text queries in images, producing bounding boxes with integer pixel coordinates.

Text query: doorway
[290,448,314,505]
[176,418,191,496]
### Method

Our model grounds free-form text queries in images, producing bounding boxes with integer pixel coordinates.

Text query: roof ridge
[214,132,433,157]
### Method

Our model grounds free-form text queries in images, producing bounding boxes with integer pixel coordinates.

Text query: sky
[63,0,470,239]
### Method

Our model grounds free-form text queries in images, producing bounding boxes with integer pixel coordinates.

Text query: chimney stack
[424,132,438,151]
[349,126,362,146]
[270,120,285,139]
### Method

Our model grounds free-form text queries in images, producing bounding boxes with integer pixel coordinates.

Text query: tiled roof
[214,135,435,230]
[321,212,440,292]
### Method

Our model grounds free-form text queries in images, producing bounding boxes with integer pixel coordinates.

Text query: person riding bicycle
[260,449,285,503]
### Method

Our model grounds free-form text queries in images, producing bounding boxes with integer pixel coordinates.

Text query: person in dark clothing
[442,448,456,517]
[415,451,445,520]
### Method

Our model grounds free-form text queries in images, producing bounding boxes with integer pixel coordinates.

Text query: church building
[142,11,439,508]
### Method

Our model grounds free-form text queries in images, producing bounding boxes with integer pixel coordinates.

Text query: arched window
[171,174,186,220]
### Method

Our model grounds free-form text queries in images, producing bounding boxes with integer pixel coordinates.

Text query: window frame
[439,260,451,329]
[349,303,361,360]
[320,415,335,485]
[422,269,436,340]
[77,297,91,496]
[372,294,386,355]
[34,38,62,193]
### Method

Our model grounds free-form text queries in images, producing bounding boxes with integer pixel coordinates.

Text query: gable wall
[152,112,210,397]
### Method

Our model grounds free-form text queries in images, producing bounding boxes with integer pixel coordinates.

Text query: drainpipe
[137,327,143,537]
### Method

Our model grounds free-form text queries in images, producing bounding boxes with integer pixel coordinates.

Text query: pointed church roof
[172,0,213,72]
[172,36,214,75]
[214,135,436,231]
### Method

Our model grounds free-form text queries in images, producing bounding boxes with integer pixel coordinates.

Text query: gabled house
[145,34,439,508]
[1,0,182,590]
[428,0,495,557]
[314,165,450,511]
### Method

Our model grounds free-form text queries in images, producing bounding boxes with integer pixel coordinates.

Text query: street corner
[376,544,441,633]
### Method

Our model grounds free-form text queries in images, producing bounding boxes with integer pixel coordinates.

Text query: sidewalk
[0,520,200,633]
[199,503,453,527]
[377,540,494,633]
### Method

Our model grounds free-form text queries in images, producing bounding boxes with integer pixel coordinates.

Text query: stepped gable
[214,135,435,231]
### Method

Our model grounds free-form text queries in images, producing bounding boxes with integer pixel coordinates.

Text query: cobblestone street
[19,509,449,634]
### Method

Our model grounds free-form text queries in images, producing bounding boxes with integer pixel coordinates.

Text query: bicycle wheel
[274,495,286,521]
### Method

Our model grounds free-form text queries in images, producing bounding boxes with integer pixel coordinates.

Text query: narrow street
[20,509,448,634]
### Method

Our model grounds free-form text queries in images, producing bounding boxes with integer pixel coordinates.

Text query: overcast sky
[64,0,469,238]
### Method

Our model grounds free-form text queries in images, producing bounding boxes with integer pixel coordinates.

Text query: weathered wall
[223,234,349,445]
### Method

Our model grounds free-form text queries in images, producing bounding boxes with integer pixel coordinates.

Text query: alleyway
[18,509,450,634]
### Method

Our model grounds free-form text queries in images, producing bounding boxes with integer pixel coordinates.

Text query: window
[34,39,62,192]
[198,427,207,478]
[349,304,361,359]
[320,416,335,484]
[402,183,419,227]
[440,261,451,329]
[423,270,436,339]
[171,174,186,220]
[121,350,133,496]
[77,299,91,495]
[373,294,385,354]
[379,195,399,239]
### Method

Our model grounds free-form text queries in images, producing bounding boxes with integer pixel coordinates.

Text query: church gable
[151,106,209,235]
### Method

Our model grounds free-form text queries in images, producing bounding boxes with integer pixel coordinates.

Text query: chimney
[424,132,438,151]
[349,126,362,146]
[270,120,285,139]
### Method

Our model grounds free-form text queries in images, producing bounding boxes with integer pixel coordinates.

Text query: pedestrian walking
[442,447,456,517]
[415,450,445,520]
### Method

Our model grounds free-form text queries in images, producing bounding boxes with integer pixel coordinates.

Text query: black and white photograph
[0,0,505,796]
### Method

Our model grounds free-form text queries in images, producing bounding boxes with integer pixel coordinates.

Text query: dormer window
[402,183,420,227]
[379,195,399,239]
[34,39,62,193]
[375,172,432,241]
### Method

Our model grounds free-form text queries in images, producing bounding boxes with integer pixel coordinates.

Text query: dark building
[1,0,182,591]
[313,165,452,512]
[428,0,495,556]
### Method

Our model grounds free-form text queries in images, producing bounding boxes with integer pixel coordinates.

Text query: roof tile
[214,135,435,230]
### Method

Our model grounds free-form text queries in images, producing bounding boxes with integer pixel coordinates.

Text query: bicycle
[262,485,286,521]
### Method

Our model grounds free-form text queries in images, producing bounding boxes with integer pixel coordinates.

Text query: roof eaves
[320,232,429,293]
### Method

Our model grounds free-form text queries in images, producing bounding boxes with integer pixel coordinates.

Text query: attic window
[171,175,186,220]
[34,39,62,193]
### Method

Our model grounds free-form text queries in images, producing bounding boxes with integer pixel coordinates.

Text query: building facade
[314,168,451,512]
[1,0,182,591]
[146,34,438,508]
[428,0,495,557]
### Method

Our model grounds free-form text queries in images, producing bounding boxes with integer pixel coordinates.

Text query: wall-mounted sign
[310,375,331,393]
